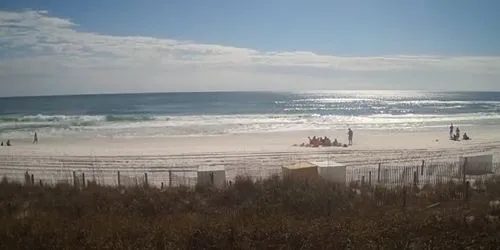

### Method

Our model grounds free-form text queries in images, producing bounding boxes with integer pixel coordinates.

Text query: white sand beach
[1,126,499,170]
[1,125,499,189]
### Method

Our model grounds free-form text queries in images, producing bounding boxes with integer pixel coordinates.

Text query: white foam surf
[1,112,500,139]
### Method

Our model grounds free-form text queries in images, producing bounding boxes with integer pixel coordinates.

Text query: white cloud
[0,10,499,96]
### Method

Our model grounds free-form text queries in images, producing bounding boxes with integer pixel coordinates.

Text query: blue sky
[0,1,500,96]
[3,0,500,55]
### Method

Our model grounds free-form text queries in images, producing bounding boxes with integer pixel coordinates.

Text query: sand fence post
[421,160,425,176]
[462,157,468,185]
[413,171,418,190]
[169,170,172,187]
[39,179,43,187]
[377,163,381,183]
[465,181,470,206]
[82,172,86,188]
[369,171,372,187]
[402,187,407,209]
[117,171,121,187]
[24,171,31,186]
[31,174,34,185]
[401,167,408,186]
[144,173,148,187]
[73,171,77,187]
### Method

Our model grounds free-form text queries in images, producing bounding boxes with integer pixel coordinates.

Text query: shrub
[0,175,499,248]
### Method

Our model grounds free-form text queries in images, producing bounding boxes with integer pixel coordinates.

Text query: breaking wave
[1,112,500,138]
[0,114,158,124]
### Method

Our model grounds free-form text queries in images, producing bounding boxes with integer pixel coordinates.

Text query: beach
[2,124,500,156]
[1,126,500,185]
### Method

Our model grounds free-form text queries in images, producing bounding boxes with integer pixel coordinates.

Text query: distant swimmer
[33,132,38,144]
[348,128,353,146]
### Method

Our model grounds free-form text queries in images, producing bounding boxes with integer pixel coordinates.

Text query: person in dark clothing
[449,123,454,139]
[463,133,470,140]
[6,140,11,146]
[33,132,38,144]
[348,128,353,146]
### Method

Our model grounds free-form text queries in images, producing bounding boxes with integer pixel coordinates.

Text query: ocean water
[0,91,499,138]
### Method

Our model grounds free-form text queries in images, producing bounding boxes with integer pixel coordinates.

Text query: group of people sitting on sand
[310,136,339,147]
[449,123,470,141]
[297,136,347,148]
[295,128,354,148]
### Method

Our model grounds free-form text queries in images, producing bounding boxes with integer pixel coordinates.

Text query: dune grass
[1,175,500,249]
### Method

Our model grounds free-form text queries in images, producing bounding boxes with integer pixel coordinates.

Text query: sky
[0,0,500,97]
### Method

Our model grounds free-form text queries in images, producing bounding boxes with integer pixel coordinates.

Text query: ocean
[0,91,499,139]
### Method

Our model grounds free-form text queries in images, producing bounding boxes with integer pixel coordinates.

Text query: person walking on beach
[348,128,353,146]
[449,123,454,139]
[33,132,38,144]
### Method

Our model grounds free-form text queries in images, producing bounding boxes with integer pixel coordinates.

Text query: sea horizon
[2,89,500,99]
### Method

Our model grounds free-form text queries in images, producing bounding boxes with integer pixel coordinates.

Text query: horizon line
[1,89,500,99]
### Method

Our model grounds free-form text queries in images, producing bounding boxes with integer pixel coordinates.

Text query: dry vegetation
[1,175,500,249]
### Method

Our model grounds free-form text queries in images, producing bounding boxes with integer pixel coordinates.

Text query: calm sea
[0,91,499,138]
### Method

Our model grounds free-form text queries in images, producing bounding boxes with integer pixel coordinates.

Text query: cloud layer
[1,10,499,96]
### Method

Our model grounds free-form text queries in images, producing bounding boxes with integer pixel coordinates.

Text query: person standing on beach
[449,123,454,139]
[348,128,353,146]
[33,132,38,144]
